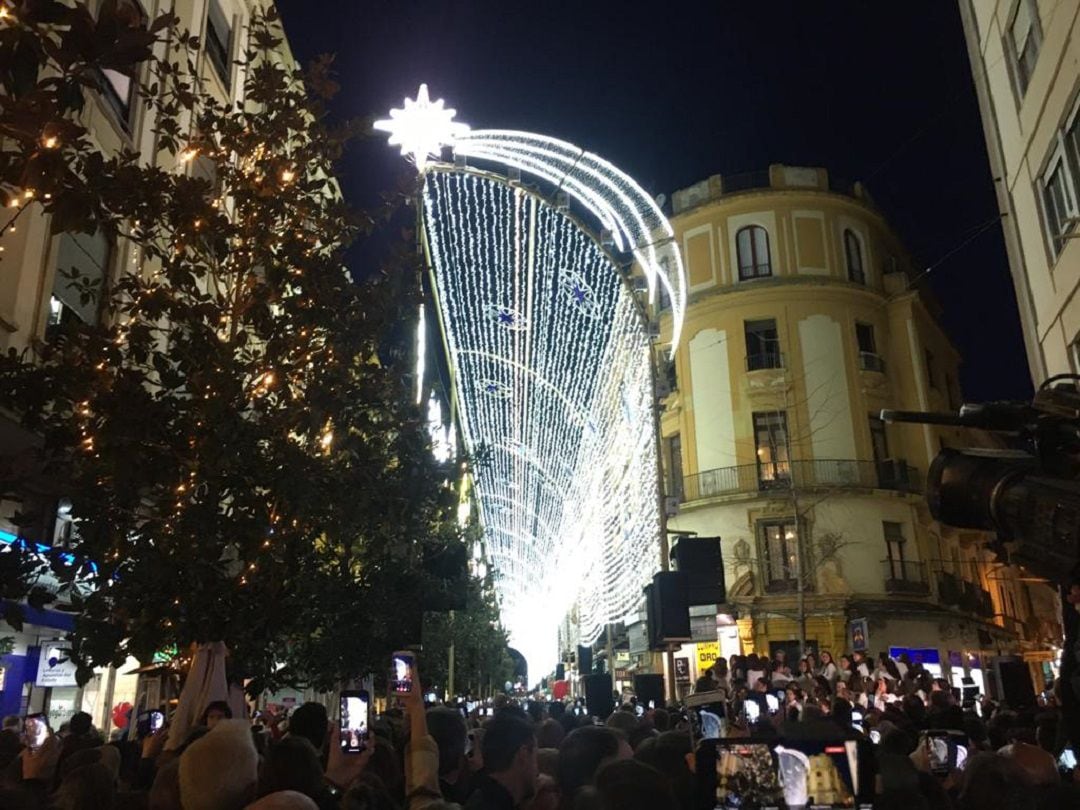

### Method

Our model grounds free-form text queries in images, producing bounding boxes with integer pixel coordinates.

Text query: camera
[882,377,1080,585]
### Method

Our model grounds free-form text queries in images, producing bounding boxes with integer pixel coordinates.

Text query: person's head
[831,697,853,730]
[54,762,116,810]
[592,759,678,810]
[754,678,768,693]
[481,713,538,802]
[286,703,328,753]
[557,726,626,799]
[799,703,825,723]
[774,649,786,663]
[259,736,324,799]
[604,709,638,735]
[798,658,810,674]
[807,652,819,669]
[245,793,319,810]
[426,707,468,779]
[537,718,565,749]
[179,719,259,810]
[68,711,93,737]
[200,700,232,729]
[839,655,852,671]
[998,741,1059,787]
[714,658,728,677]
[958,751,1036,810]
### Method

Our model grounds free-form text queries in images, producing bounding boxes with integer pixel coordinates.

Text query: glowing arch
[375,86,687,675]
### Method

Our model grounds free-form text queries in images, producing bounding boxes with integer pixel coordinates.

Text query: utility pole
[448,610,456,699]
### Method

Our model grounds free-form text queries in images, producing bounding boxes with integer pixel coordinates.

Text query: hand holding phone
[392,650,415,694]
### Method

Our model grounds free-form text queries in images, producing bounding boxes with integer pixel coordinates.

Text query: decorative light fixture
[376,87,687,676]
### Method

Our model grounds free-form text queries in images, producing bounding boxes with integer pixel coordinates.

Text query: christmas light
[423,171,660,673]
[373,84,470,172]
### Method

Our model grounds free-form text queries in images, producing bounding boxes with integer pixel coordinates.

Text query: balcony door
[754,412,790,488]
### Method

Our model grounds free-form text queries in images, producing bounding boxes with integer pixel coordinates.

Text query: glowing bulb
[373,83,470,172]
[280,168,295,183]
[179,148,198,163]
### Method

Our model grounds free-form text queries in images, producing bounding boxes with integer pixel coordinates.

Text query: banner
[35,641,78,688]
[674,657,691,685]
[849,618,868,653]
[696,641,720,670]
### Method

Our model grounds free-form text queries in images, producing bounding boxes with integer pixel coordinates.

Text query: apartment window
[736,225,771,280]
[667,434,684,502]
[844,229,865,284]
[760,520,799,590]
[868,415,889,463]
[1007,0,1041,96]
[206,0,233,90]
[49,230,111,328]
[924,349,937,389]
[753,411,790,488]
[745,319,782,370]
[96,0,145,130]
[883,521,907,579]
[1042,155,1075,256]
[856,322,884,372]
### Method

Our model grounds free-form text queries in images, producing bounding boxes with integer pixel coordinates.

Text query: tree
[0,1,464,693]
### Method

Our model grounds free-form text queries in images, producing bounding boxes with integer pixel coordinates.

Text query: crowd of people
[0,650,1076,810]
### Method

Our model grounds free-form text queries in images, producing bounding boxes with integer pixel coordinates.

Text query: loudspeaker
[646,571,691,650]
[578,645,593,675]
[555,663,565,681]
[583,673,614,719]
[992,655,1036,708]
[672,536,726,605]
[634,674,665,709]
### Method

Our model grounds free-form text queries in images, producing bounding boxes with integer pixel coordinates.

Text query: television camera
[882,375,1080,586]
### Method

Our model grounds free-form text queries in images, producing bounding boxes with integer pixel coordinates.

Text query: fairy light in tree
[377,88,686,675]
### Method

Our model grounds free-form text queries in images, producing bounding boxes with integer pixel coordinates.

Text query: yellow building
[0,0,297,733]
[959,0,1080,384]
[657,165,1060,694]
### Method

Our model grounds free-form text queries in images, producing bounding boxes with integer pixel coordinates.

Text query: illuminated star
[373,83,470,173]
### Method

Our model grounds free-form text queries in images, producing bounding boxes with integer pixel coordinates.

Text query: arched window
[736,225,771,280]
[844,229,865,284]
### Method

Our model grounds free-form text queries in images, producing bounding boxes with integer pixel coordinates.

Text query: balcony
[936,572,961,606]
[859,351,885,373]
[957,581,995,618]
[882,559,930,595]
[997,615,1022,636]
[681,459,921,502]
[746,352,785,372]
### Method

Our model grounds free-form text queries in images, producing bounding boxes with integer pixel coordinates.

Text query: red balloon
[112,702,133,729]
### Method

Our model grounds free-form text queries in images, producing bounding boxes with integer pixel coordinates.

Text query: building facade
[958,0,1080,384]
[655,165,1060,696]
[0,0,295,732]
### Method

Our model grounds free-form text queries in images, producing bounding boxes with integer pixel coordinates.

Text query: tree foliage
[0,0,504,693]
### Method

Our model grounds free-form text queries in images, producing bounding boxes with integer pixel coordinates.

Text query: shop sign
[696,641,720,669]
[691,614,718,642]
[849,618,868,652]
[36,641,78,688]
[674,657,691,685]
[628,622,649,654]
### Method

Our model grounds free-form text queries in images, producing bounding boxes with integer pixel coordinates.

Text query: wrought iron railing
[681,459,921,502]
[746,352,785,371]
[882,559,929,595]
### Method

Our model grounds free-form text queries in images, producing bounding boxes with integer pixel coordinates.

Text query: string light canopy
[376,86,687,675]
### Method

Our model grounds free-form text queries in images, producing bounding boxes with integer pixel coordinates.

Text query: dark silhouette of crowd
[0,650,1076,810]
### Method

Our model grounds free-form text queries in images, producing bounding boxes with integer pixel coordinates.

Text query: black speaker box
[633,673,665,708]
[646,571,691,649]
[578,644,593,675]
[672,536,726,605]
[992,655,1035,708]
[555,662,565,681]
[583,673,614,719]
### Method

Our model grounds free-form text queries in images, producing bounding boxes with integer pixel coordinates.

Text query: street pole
[448,610,456,699]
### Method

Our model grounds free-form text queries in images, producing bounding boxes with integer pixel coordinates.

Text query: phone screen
[765,694,779,714]
[1059,747,1077,770]
[870,729,881,744]
[150,711,164,733]
[339,690,370,754]
[635,704,645,717]
[744,700,761,724]
[392,652,415,694]
[924,730,967,775]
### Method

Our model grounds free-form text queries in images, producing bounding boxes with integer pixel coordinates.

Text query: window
[753,412,790,488]
[206,0,233,90]
[856,322,884,372]
[868,415,889,463]
[883,522,907,579]
[844,229,865,284]
[96,1,145,130]
[736,225,771,280]
[49,230,111,328]
[924,349,937,389]
[667,434,684,502]
[745,319,782,370]
[1042,156,1075,256]
[1007,0,1041,96]
[760,520,799,590]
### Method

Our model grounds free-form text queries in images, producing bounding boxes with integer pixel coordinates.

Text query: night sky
[275,0,1032,404]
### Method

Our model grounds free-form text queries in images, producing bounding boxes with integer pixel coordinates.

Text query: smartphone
[765,694,780,714]
[870,729,882,744]
[635,704,645,717]
[743,699,761,725]
[923,730,967,775]
[1059,747,1077,770]
[339,689,370,754]
[648,700,656,710]
[392,650,415,694]
[851,709,864,732]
